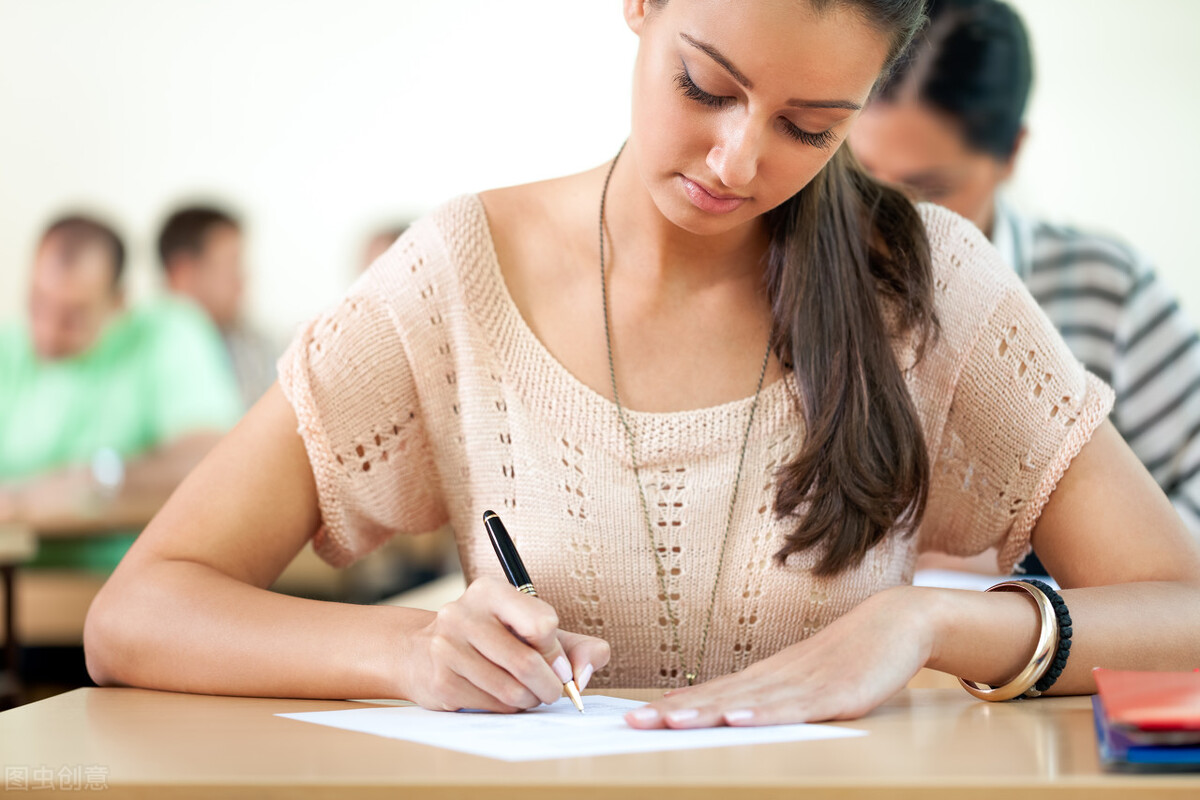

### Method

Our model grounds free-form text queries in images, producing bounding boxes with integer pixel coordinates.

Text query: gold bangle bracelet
[958,580,1059,702]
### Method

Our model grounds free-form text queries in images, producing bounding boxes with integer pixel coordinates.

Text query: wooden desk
[0,523,351,654]
[0,510,158,708]
[0,525,37,706]
[0,507,158,651]
[2,687,1197,798]
[18,504,159,539]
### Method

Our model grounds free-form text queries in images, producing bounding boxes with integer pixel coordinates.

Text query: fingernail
[629,707,659,723]
[552,655,572,684]
[724,709,755,724]
[578,663,594,691]
[666,708,699,724]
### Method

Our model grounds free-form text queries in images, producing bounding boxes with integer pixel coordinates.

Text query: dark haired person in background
[159,205,278,411]
[850,0,1200,555]
[0,214,241,572]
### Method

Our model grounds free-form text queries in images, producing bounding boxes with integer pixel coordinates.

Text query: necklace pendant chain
[599,143,772,688]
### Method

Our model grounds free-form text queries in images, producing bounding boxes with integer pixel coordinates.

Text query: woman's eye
[674,62,837,151]
[674,67,733,109]
[780,118,837,150]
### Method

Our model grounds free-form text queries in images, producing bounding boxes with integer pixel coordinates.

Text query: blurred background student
[158,205,279,412]
[0,214,241,698]
[848,0,1200,575]
[0,214,241,553]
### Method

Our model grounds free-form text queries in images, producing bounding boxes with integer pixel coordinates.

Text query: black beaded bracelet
[1019,579,1072,697]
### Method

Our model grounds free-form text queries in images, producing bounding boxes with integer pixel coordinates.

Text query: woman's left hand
[624,585,937,728]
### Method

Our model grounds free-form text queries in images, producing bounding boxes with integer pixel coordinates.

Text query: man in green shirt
[0,215,242,572]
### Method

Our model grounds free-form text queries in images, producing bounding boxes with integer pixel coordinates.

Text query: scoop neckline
[463,193,792,423]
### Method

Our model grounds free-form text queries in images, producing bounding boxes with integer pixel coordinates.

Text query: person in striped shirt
[849,0,1200,544]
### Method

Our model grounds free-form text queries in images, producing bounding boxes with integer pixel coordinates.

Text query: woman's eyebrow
[679,32,863,112]
[680,32,753,88]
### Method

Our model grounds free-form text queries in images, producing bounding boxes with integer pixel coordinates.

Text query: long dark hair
[764,1,937,575]
[645,0,937,575]
[877,0,1032,160]
[767,147,937,575]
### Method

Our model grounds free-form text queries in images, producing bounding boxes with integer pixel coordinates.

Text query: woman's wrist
[920,583,1046,686]
[877,583,1028,679]
[866,585,941,669]
[371,604,436,700]
[912,585,955,674]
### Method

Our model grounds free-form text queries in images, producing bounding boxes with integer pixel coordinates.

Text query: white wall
[1005,0,1200,314]
[2,0,1198,338]
[0,0,636,336]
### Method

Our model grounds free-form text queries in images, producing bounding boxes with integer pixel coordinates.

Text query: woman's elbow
[83,580,132,687]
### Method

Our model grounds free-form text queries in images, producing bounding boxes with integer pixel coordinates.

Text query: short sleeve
[918,231,1116,572]
[277,283,448,568]
[144,300,242,440]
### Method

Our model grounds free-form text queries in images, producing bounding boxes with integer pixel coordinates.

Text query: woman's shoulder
[342,170,600,355]
[915,202,1026,324]
[477,169,600,229]
[362,170,598,292]
[477,169,603,279]
[917,203,1020,287]
[899,202,1036,388]
[354,194,497,314]
[478,174,573,231]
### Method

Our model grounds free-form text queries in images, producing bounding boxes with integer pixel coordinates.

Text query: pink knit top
[278,195,1113,689]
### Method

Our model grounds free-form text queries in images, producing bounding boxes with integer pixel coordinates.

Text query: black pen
[482,510,585,713]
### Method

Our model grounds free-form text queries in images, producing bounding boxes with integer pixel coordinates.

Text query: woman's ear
[624,0,651,35]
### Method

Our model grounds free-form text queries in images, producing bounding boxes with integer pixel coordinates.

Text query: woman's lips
[679,175,748,214]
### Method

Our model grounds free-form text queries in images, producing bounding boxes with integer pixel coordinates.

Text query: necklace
[598,145,772,686]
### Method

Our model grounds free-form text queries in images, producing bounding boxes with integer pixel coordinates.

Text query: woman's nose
[706,118,764,191]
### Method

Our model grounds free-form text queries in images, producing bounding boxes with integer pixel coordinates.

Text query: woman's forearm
[922,580,1200,694]
[85,558,434,700]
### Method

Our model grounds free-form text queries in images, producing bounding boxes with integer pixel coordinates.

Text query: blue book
[1093,695,1200,772]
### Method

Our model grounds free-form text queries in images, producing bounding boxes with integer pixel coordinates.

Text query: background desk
[0,507,161,655]
[0,515,156,710]
[0,525,35,705]
[2,687,1198,798]
[0,513,356,708]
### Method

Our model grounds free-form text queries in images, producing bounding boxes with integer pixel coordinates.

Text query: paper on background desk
[277,695,866,761]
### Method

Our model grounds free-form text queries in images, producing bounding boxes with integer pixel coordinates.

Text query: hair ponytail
[766,146,938,575]
[636,0,936,573]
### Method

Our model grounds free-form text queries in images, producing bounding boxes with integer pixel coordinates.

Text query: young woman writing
[85,0,1200,729]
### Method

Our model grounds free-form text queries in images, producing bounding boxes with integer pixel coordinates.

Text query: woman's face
[625,0,891,236]
[849,97,1017,235]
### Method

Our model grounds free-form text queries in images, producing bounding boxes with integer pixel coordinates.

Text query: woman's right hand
[401,576,611,712]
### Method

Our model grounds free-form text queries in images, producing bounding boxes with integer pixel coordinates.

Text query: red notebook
[1093,668,1200,733]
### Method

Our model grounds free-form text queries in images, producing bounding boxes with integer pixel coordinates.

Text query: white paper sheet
[277,695,866,761]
